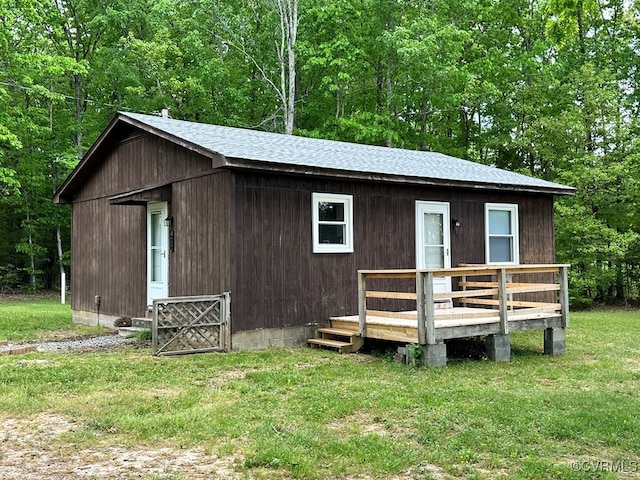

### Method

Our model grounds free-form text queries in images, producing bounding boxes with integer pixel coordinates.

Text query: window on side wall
[312,193,353,253]
[485,203,519,264]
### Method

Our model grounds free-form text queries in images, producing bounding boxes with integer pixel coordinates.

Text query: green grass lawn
[0,300,639,479]
[0,297,105,340]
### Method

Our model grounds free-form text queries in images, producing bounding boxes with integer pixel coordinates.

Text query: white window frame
[485,203,520,265]
[312,193,354,253]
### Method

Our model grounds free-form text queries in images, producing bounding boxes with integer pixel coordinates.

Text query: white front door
[416,201,452,293]
[147,201,169,306]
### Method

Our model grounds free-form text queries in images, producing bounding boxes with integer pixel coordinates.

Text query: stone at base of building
[486,334,511,362]
[73,310,319,352]
[232,325,319,351]
[544,327,566,355]
[73,310,120,329]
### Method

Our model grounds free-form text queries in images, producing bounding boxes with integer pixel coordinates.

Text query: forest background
[1,0,639,307]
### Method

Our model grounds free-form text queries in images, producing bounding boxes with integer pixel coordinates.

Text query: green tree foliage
[1,0,640,303]
[1,0,84,288]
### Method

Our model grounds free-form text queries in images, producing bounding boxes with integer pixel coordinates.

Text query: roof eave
[222,157,576,196]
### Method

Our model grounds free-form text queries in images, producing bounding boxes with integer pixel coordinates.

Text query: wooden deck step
[308,338,358,354]
[317,327,358,336]
[308,325,364,354]
[308,338,351,348]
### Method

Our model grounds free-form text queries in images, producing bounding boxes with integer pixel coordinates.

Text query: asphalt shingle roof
[121,112,573,194]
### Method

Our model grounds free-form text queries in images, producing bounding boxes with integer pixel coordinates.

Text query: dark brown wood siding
[230,173,557,332]
[69,132,223,317]
[68,128,556,326]
[71,199,147,316]
[72,133,213,202]
[170,171,232,296]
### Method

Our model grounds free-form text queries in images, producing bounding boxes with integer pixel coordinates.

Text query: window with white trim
[485,203,519,264]
[312,193,353,253]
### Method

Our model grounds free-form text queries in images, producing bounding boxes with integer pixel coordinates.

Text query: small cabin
[54,112,574,353]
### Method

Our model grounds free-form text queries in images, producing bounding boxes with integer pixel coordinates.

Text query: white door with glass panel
[416,201,452,293]
[147,202,169,306]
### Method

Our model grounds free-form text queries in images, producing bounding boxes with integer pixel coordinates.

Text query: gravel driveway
[0,333,142,355]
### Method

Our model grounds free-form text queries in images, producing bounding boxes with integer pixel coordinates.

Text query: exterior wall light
[164,216,175,252]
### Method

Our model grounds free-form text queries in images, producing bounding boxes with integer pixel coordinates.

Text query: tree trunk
[275,0,298,135]
[25,210,36,290]
[73,73,84,158]
[385,55,393,147]
[50,93,66,292]
[57,226,65,284]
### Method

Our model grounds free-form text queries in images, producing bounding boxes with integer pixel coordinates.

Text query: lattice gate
[152,293,231,356]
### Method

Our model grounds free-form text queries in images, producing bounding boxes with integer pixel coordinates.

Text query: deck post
[416,272,426,345]
[425,271,436,345]
[358,271,367,338]
[497,268,509,335]
[559,265,570,328]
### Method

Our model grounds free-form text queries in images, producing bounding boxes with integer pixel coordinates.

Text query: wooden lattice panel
[152,294,230,356]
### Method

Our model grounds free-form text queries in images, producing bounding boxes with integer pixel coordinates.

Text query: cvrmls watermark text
[571,460,638,473]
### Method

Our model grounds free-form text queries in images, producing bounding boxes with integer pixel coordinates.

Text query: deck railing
[357,264,569,345]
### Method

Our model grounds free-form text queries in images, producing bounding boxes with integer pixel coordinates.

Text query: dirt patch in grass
[207,368,248,388]
[623,357,640,373]
[0,413,445,479]
[0,414,243,479]
[327,411,395,438]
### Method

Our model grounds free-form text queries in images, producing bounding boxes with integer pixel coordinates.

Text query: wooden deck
[309,264,570,365]
[330,307,563,344]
